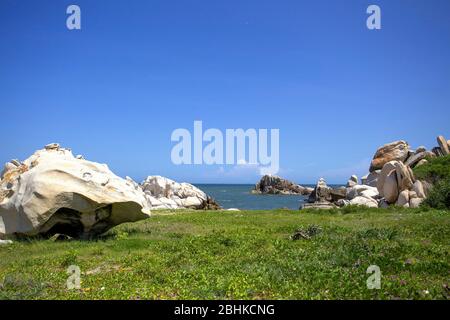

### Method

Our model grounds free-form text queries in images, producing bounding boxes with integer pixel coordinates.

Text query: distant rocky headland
[251,175,313,195]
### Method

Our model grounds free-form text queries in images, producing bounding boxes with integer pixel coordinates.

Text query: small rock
[415,146,427,154]
[396,190,410,207]
[45,143,60,150]
[346,175,359,187]
[410,197,424,208]
[0,240,13,245]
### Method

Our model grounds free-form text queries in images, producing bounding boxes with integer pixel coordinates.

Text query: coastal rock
[383,171,399,204]
[141,176,221,210]
[370,140,409,172]
[330,187,347,202]
[336,199,350,207]
[412,180,426,199]
[437,135,450,155]
[410,197,424,208]
[396,190,410,207]
[0,144,151,239]
[307,178,332,203]
[347,185,378,200]
[349,196,378,208]
[346,175,358,188]
[361,171,380,187]
[404,151,433,168]
[415,146,427,154]
[253,175,311,195]
[378,199,390,208]
[394,161,414,191]
[376,161,398,198]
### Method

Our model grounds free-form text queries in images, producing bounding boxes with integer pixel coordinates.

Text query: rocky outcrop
[305,135,448,210]
[370,140,409,172]
[141,176,221,210]
[252,175,313,195]
[0,144,151,239]
[302,178,337,209]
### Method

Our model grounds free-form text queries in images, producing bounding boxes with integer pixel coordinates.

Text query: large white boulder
[141,176,220,210]
[349,196,378,208]
[0,144,151,239]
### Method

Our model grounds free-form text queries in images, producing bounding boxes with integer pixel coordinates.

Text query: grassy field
[0,207,449,300]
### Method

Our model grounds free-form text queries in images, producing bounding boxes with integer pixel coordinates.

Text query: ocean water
[194,184,316,210]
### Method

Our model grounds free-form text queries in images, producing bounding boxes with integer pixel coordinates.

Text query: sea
[194,184,325,210]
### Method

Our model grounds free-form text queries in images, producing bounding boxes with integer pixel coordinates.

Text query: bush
[422,179,450,210]
[413,154,450,184]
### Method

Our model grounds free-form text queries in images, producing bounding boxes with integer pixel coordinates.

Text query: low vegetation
[414,155,450,209]
[0,207,449,300]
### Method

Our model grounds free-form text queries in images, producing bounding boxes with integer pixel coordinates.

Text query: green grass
[0,207,449,300]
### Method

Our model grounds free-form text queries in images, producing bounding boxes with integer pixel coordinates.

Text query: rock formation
[370,140,409,172]
[0,144,151,239]
[252,175,313,195]
[141,176,221,210]
[301,178,337,209]
[302,135,448,209]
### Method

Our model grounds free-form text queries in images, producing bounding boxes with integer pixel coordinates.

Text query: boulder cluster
[142,176,221,210]
[252,175,313,195]
[0,144,220,239]
[303,135,449,209]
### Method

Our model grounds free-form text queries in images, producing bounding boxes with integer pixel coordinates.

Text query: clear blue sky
[1,0,449,184]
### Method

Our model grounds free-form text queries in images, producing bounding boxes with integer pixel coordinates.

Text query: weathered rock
[330,187,347,202]
[350,196,378,208]
[415,159,428,168]
[376,161,398,197]
[141,176,221,210]
[437,135,449,155]
[378,199,390,208]
[347,185,378,200]
[396,190,410,207]
[253,175,311,195]
[410,197,424,208]
[370,140,409,172]
[361,170,380,187]
[405,151,434,168]
[412,180,426,198]
[346,175,358,188]
[432,147,444,157]
[384,171,399,204]
[0,145,151,239]
[336,199,350,207]
[0,239,13,245]
[394,161,414,191]
[415,146,427,154]
[409,190,418,199]
[308,178,332,203]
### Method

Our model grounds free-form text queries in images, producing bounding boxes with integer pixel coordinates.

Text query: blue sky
[1,0,449,184]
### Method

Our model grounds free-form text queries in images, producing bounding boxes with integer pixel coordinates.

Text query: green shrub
[422,179,450,210]
[413,154,450,184]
